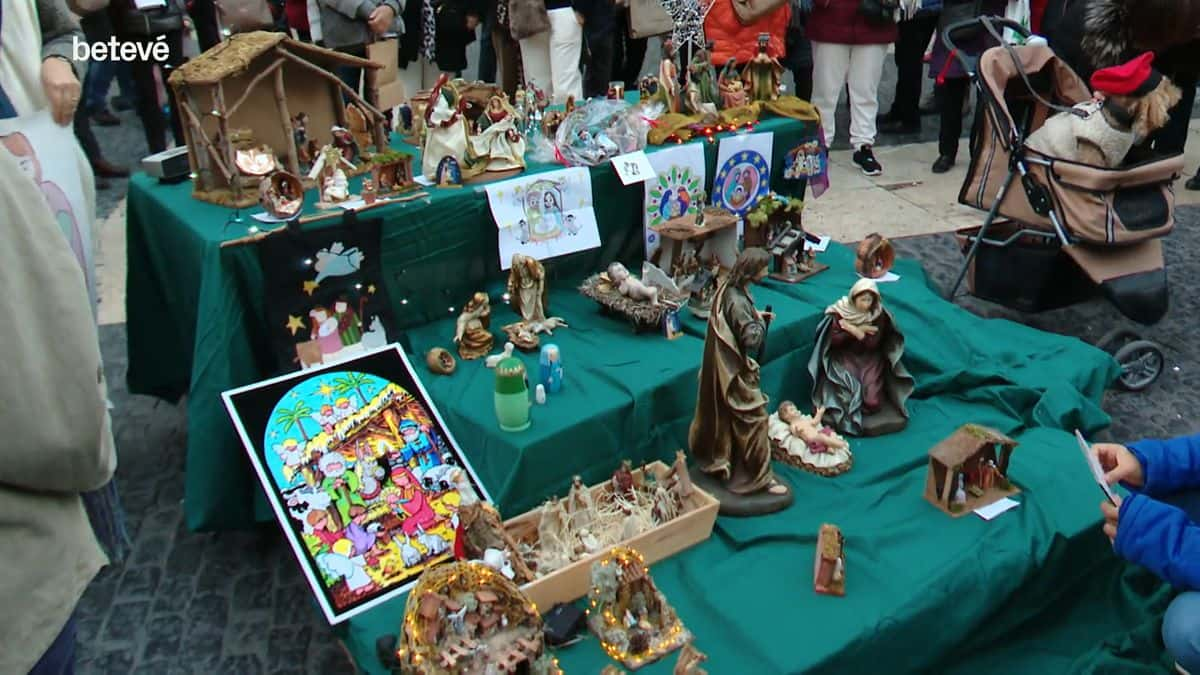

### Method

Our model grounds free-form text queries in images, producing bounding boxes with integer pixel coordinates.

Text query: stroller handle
[943,15,1033,57]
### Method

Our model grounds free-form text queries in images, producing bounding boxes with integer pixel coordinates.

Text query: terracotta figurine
[718,58,749,110]
[425,347,457,375]
[687,248,792,515]
[675,643,709,675]
[658,40,680,113]
[689,41,720,108]
[454,292,495,360]
[769,401,852,476]
[809,279,914,437]
[741,33,784,102]
[814,523,845,596]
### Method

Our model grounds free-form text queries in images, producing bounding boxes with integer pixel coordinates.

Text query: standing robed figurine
[741,33,784,102]
[688,248,793,516]
[809,279,914,437]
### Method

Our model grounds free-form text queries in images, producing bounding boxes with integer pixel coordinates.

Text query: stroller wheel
[1095,328,1140,353]
[1113,340,1164,392]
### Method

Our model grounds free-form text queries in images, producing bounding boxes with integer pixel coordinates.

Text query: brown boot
[92,158,129,178]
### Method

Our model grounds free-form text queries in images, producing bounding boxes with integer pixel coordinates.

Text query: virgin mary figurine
[687,248,792,516]
[809,279,914,437]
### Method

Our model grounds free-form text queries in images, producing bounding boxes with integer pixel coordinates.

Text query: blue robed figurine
[539,344,564,394]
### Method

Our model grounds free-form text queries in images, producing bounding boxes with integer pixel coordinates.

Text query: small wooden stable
[168,32,389,207]
[925,424,1020,517]
[813,523,845,596]
[650,207,740,275]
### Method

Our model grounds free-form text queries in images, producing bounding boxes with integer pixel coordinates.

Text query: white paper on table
[865,271,901,283]
[713,132,775,237]
[805,235,831,253]
[611,150,656,185]
[643,143,707,260]
[252,211,297,224]
[413,175,435,187]
[975,497,1020,520]
[485,167,601,270]
[1077,429,1119,505]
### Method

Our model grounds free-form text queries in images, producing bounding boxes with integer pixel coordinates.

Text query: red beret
[1090,52,1163,97]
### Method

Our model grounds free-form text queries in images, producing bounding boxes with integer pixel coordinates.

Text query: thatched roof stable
[928,424,1017,467]
[169,31,378,86]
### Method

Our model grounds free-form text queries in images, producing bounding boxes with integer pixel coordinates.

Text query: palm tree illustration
[273,402,314,442]
[333,372,373,406]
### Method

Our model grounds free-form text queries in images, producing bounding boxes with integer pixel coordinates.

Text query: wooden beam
[225,57,285,119]
[212,82,240,195]
[179,102,234,182]
[275,49,387,122]
[177,90,210,188]
[218,191,430,248]
[274,67,301,176]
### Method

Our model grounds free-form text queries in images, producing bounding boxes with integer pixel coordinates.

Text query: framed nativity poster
[222,344,490,623]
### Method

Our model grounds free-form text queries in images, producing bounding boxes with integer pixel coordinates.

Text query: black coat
[399,0,484,72]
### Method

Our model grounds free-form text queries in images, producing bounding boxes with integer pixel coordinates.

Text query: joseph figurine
[688,248,792,515]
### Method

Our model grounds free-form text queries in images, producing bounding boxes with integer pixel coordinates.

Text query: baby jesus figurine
[768,401,853,476]
[607,262,660,306]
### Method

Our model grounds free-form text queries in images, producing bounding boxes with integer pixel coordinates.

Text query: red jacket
[706,0,790,65]
[807,0,897,45]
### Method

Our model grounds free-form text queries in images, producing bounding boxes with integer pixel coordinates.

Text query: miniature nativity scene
[504,254,568,351]
[743,193,827,283]
[168,32,390,208]
[813,524,846,596]
[587,547,692,669]
[856,233,896,280]
[809,279,914,437]
[395,561,562,674]
[421,75,528,184]
[580,261,689,332]
[649,200,741,277]
[925,424,1019,517]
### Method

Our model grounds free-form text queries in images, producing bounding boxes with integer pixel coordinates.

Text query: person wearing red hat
[1025,52,1181,168]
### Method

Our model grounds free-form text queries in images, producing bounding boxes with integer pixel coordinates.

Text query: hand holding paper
[1093,442,1145,489]
[1076,430,1120,506]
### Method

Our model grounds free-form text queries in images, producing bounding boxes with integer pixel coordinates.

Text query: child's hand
[1096,443,1145,489]
[1100,493,1123,543]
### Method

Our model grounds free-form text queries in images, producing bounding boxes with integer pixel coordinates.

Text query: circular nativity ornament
[714,150,770,216]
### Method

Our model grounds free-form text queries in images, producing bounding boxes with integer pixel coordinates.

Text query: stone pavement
[74,54,1198,673]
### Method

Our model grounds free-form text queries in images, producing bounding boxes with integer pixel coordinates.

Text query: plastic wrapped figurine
[454,292,495,360]
[494,356,531,432]
[741,33,784,102]
[539,343,564,393]
[768,402,852,476]
[718,58,749,110]
[809,279,914,437]
[687,248,792,515]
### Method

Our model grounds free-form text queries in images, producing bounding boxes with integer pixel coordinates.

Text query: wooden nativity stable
[924,424,1020,517]
[168,31,389,207]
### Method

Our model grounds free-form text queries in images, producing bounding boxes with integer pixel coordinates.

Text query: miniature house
[650,206,740,276]
[168,32,389,207]
[925,424,1020,517]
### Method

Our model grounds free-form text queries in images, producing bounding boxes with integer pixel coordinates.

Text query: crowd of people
[4,0,1200,672]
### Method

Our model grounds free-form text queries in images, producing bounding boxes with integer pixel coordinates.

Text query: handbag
[215,0,274,34]
[732,0,787,25]
[628,0,673,38]
[508,0,550,40]
[859,0,900,26]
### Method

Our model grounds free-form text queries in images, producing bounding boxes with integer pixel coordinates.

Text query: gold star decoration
[285,315,305,335]
[302,280,320,296]
[367,284,377,294]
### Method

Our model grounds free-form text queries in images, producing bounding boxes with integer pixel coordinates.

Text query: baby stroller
[943,16,1185,391]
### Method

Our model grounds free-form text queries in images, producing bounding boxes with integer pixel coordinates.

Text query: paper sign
[485,167,601,269]
[612,151,656,186]
[805,235,831,253]
[975,497,1020,521]
[868,271,901,283]
[1077,429,1119,505]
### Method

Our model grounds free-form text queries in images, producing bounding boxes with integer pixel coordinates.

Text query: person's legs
[519,30,553,93]
[846,43,888,149]
[493,26,520,98]
[129,44,166,153]
[189,0,222,52]
[792,63,814,102]
[478,13,497,82]
[162,30,186,147]
[583,30,615,98]
[1164,592,1200,674]
[1151,75,1198,157]
[936,77,968,161]
[28,613,77,675]
[621,31,648,90]
[810,41,853,147]
[886,13,937,125]
[546,7,583,103]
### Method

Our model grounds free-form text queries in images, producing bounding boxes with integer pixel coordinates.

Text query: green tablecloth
[125,117,818,531]
[335,245,1129,674]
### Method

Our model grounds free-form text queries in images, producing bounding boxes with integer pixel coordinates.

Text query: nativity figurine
[718,58,749,110]
[539,343,564,393]
[814,524,845,596]
[454,292,495,360]
[688,41,720,110]
[657,41,680,113]
[470,94,527,174]
[292,112,310,167]
[808,279,914,437]
[331,124,359,163]
[504,253,568,350]
[608,262,661,306]
[234,144,278,176]
[257,171,303,219]
[742,33,784,102]
[587,547,691,669]
[687,248,793,516]
[674,643,708,675]
[307,144,356,207]
[769,401,852,476]
[455,502,535,583]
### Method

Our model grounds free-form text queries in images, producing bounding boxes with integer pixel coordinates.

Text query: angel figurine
[718,58,749,110]
[454,292,494,360]
[504,253,568,350]
[741,33,783,102]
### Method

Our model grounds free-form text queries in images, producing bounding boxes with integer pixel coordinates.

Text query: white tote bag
[1003,0,1031,43]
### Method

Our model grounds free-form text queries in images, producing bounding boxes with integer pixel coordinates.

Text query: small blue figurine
[539,343,564,394]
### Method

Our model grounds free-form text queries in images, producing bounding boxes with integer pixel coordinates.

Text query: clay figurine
[234,145,278,176]
[535,383,547,404]
[291,112,310,165]
[539,343,564,393]
[485,341,516,368]
[656,40,680,112]
[494,356,531,432]
[361,177,377,205]
[307,144,355,206]
[454,292,495,360]
[813,524,845,596]
[455,501,536,583]
[688,41,720,109]
[471,94,527,173]
[718,58,749,110]
[809,279,913,437]
[331,125,359,163]
[425,347,457,375]
[257,171,303,219]
[608,262,661,306]
[504,253,568,350]
[741,33,784,102]
[855,233,895,279]
[769,402,852,476]
[639,74,660,103]
[687,248,793,516]
[674,643,709,675]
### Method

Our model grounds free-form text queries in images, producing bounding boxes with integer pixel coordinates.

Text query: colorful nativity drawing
[713,132,774,217]
[485,166,601,269]
[643,143,707,259]
[222,345,490,624]
[258,217,398,373]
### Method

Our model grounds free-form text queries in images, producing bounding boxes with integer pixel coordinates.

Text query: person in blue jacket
[1098,433,1200,673]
